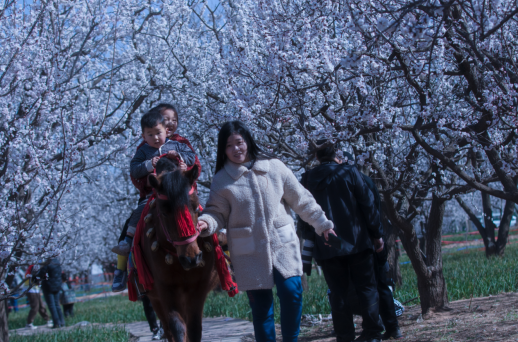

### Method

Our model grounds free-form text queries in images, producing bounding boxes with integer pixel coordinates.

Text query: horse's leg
[155,285,187,342]
[186,294,205,342]
[167,310,187,342]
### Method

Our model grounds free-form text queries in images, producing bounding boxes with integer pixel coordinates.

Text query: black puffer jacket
[302,161,383,261]
[37,258,62,293]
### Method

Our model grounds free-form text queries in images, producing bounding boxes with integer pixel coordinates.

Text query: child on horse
[112,104,200,292]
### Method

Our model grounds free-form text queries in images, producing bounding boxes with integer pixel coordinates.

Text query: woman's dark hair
[315,139,337,162]
[150,103,179,125]
[141,109,164,131]
[215,121,273,173]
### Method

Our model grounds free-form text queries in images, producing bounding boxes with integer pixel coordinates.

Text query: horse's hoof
[165,254,174,265]
[144,214,153,224]
[149,199,156,208]
[146,228,155,238]
[151,241,159,252]
[204,242,213,252]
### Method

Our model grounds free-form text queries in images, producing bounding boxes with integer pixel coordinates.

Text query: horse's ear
[184,164,199,186]
[148,174,161,190]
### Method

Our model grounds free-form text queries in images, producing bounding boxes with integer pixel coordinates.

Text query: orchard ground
[8,242,518,341]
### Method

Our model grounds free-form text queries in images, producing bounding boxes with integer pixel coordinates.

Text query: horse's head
[148,158,202,270]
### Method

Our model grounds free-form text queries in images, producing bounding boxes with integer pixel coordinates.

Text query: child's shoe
[112,269,128,292]
[111,241,131,256]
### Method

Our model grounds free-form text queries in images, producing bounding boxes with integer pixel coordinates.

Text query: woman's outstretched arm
[198,190,230,237]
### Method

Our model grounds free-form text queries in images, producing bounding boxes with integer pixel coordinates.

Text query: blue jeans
[42,290,65,327]
[246,268,303,342]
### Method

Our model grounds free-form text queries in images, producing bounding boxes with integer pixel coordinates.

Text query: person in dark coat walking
[360,170,403,340]
[301,142,384,342]
[37,258,65,328]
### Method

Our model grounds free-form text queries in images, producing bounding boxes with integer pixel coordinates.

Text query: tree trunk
[394,195,449,314]
[381,207,402,286]
[0,270,9,342]
[457,194,515,258]
[481,192,497,255]
[495,199,516,256]
[422,195,448,311]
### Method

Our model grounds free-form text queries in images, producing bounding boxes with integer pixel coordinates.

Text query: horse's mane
[158,158,190,213]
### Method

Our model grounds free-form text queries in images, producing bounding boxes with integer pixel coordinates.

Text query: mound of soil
[285,292,518,341]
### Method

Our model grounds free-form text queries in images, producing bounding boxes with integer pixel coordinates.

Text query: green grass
[10,326,128,342]
[8,294,146,330]
[394,243,518,303]
[9,244,518,329]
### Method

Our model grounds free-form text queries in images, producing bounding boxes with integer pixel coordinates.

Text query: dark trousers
[142,295,159,332]
[320,250,383,341]
[247,268,303,342]
[27,292,49,324]
[63,303,74,317]
[376,261,399,332]
[42,290,65,327]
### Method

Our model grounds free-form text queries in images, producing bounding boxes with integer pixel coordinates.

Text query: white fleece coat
[199,158,333,291]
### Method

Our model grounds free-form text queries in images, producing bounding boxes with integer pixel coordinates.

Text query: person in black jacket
[302,142,384,342]
[360,171,402,340]
[37,258,65,328]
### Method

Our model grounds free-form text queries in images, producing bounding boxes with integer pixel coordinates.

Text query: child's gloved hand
[151,156,160,167]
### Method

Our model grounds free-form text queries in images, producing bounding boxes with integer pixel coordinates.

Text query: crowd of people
[106,103,403,342]
[6,259,77,330]
[8,102,401,342]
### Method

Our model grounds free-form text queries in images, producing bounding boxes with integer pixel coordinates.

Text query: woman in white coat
[197,121,335,342]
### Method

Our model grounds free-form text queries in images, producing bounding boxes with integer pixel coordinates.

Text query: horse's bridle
[155,186,201,247]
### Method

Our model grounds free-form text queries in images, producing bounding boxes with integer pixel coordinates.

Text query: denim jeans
[246,268,303,342]
[42,290,65,327]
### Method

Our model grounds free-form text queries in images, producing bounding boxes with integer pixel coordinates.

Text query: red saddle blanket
[128,194,238,301]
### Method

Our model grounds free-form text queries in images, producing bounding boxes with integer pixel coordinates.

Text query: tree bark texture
[0,269,9,342]
[385,194,449,314]
[381,208,402,286]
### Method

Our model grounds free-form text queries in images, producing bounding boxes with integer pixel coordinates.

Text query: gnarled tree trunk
[381,206,402,286]
[388,194,449,314]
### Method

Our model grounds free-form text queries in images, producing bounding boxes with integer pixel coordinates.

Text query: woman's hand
[197,220,208,232]
[323,228,337,241]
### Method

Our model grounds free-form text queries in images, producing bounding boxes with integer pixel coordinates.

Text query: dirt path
[12,293,518,341]
[10,316,255,342]
[126,317,254,342]
[289,292,518,342]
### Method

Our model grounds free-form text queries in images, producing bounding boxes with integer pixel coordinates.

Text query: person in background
[37,258,65,328]
[141,295,163,340]
[357,158,402,340]
[301,141,384,342]
[25,265,52,329]
[60,273,76,318]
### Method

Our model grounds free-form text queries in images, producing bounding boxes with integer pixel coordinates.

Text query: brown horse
[135,158,218,342]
